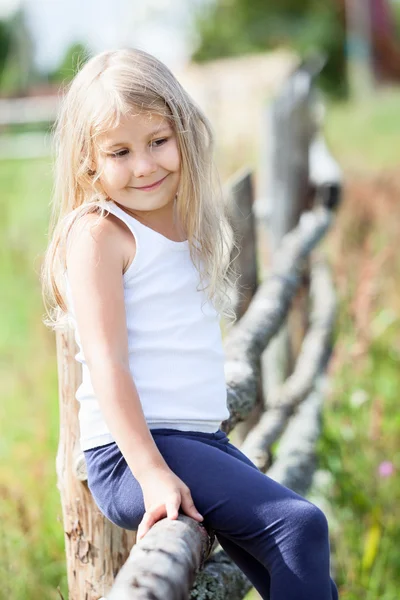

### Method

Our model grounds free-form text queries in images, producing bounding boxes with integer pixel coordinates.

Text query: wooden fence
[55,58,342,599]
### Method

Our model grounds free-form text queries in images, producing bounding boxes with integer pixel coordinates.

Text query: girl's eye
[109,138,168,158]
[151,137,168,148]
[110,149,129,158]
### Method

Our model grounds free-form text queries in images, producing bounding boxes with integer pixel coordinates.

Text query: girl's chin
[117,195,176,212]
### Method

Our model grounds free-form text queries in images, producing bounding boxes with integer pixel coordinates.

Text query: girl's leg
[218,535,339,600]
[216,534,338,600]
[216,532,271,598]
[85,431,338,600]
[85,441,272,596]
[152,430,338,600]
[213,439,338,600]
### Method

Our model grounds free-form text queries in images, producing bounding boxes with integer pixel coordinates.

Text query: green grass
[317,87,400,598]
[0,158,67,600]
[317,313,400,599]
[324,86,400,171]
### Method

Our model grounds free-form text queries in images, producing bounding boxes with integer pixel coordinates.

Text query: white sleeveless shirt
[65,200,230,451]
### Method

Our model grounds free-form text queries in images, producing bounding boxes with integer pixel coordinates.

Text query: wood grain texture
[56,326,136,599]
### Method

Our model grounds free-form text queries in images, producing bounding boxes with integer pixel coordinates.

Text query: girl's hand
[137,466,203,540]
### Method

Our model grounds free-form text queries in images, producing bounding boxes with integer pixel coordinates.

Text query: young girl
[42,48,339,600]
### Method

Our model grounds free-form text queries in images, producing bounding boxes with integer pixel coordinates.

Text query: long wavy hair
[41,48,238,330]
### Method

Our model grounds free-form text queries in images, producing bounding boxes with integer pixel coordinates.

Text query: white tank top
[65,200,230,451]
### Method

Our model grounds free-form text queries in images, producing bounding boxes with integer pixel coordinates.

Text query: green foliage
[317,319,400,598]
[48,42,91,85]
[325,88,400,170]
[315,96,400,596]
[0,9,36,96]
[0,20,11,82]
[192,0,347,96]
[390,0,400,38]
[0,158,67,600]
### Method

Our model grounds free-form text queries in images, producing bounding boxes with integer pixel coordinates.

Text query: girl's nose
[131,153,157,179]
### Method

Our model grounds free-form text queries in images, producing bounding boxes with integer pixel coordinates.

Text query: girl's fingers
[180,491,203,522]
[137,514,152,540]
[137,490,203,541]
[165,504,179,520]
[166,492,180,520]
[137,507,163,540]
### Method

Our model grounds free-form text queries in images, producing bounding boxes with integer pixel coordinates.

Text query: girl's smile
[129,174,169,191]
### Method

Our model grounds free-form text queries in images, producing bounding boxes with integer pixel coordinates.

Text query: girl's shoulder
[66,207,136,277]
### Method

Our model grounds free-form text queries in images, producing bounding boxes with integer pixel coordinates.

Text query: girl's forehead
[97,111,172,146]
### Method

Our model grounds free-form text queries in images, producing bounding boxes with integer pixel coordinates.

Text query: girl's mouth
[132,175,168,191]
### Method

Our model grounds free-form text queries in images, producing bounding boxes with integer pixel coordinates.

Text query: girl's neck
[113,198,187,243]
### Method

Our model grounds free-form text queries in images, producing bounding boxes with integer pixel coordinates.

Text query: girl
[42,48,338,600]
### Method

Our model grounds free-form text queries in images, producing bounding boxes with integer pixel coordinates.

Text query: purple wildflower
[378,461,394,478]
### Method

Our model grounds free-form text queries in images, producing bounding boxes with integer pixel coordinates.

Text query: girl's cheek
[169,143,181,171]
[103,163,125,186]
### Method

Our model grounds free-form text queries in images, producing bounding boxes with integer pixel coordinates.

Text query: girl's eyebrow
[105,126,172,150]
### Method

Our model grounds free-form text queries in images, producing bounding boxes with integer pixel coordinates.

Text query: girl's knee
[89,482,144,530]
[294,500,329,544]
[111,496,145,530]
[103,502,143,531]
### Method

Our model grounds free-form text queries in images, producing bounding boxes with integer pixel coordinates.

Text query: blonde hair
[41,48,238,330]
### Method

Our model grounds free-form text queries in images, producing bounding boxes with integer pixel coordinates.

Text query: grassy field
[0,159,67,598]
[321,89,400,599]
[317,175,400,600]
[324,86,400,172]
[1,88,400,599]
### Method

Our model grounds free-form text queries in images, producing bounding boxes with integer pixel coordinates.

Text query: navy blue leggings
[84,428,339,600]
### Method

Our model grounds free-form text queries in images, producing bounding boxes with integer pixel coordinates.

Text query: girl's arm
[66,213,203,538]
[66,214,164,476]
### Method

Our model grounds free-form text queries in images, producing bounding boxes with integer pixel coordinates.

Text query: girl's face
[95,111,180,213]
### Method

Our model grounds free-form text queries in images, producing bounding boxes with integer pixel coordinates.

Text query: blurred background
[1,1,399,599]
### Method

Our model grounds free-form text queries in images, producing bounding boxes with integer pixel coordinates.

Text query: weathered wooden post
[257,58,323,413]
[225,168,264,443]
[56,325,136,599]
[225,168,258,317]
